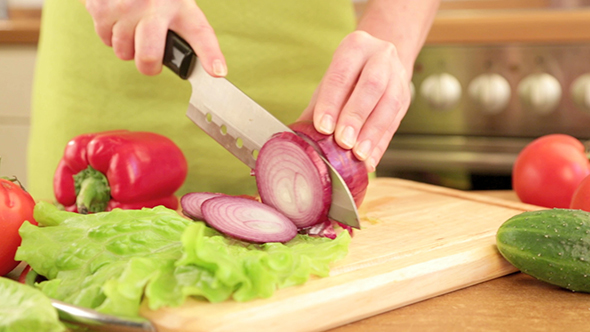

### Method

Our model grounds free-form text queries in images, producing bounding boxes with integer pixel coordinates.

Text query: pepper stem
[74,166,111,214]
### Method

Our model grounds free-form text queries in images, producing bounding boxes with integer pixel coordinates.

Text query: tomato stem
[0,175,28,192]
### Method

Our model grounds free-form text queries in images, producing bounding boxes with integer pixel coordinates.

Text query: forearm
[357,0,440,76]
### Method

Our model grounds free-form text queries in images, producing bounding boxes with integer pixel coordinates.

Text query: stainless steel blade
[185,60,286,170]
[185,58,360,229]
[52,299,156,332]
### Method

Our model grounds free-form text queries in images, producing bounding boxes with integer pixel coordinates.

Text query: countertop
[0,8,40,44]
[330,190,590,332]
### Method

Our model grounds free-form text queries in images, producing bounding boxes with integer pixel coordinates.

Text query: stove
[377,5,590,189]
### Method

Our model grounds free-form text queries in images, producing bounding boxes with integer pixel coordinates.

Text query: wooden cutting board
[142,177,541,332]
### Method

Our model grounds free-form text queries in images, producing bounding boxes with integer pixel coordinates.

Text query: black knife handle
[163,30,196,80]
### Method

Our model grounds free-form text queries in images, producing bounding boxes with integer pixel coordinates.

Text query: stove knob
[419,73,462,110]
[468,73,511,115]
[518,73,562,115]
[571,74,590,111]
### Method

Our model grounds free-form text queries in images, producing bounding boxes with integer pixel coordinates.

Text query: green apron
[28,0,356,201]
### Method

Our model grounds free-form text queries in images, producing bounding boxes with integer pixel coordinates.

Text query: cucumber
[496,208,590,292]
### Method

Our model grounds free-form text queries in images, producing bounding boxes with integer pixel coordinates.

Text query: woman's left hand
[298,31,412,173]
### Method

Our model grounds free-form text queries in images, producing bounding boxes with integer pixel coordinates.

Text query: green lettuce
[0,277,66,332]
[16,202,350,318]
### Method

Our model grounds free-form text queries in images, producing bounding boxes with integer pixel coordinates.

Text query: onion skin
[255,132,332,228]
[288,121,369,207]
[201,196,298,243]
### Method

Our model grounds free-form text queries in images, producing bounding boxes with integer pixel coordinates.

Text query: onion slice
[289,121,369,207]
[181,192,224,220]
[201,195,297,243]
[255,132,332,228]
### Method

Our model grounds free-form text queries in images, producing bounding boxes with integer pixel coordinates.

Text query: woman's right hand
[82,0,227,77]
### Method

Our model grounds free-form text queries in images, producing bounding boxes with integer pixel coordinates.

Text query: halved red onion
[289,121,369,207]
[201,195,297,243]
[255,132,332,228]
[181,192,224,220]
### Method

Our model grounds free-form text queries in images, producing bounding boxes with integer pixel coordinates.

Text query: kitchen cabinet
[0,43,36,185]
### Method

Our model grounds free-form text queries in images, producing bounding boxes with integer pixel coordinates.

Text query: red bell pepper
[54,130,187,213]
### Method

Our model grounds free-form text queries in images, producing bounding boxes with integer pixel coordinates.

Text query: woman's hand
[298,31,412,173]
[83,0,226,77]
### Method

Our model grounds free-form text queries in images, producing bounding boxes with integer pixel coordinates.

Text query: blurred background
[3,0,590,190]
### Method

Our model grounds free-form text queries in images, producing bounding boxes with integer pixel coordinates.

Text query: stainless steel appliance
[378,4,590,190]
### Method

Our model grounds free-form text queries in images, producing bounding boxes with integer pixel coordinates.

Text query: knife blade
[163,31,360,229]
[51,299,156,332]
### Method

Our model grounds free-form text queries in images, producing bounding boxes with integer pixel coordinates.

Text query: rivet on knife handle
[163,31,196,80]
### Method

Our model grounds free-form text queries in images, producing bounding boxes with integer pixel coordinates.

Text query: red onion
[305,220,338,240]
[289,121,369,207]
[255,132,332,228]
[201,195,297,243]
[181,192,224,220]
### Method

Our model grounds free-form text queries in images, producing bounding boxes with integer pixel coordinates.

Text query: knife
[163,31,360,229]
[51,299,156,332]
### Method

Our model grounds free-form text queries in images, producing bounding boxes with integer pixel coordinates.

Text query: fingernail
[319,114,335,134]
[355,140,372,160]
[340,126,356,149]
[368,157,377,172]
[213,59,227,76]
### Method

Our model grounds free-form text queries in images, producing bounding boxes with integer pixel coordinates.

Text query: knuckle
[112,25,134,41]
[316,97,340,114]
[116,0,137,15]
[137,61,161,76]
[324,69,350,89]
[388,96,403,113]
[385,42,397,56]
[135,47,161,72]
[373,118,391,135]
[363,74,387,95]
[345,30,371,45]
[339,31,369,53]
[345,107,367,124]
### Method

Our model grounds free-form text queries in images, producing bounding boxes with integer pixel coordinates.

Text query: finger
[110,0,148,61]
[366,123,397,173]
[334,48,393,150]
[86,0,117,47]
[352,66,408,161]
[134,16,169,75]
[363,80,410,172]
[297,86,320,122]
[111,19,138,61]
[311,36,367,135]
[171,6,227,77]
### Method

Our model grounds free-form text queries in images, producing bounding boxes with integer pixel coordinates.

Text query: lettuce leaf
[0,277,66,332]
[16,202,350,318]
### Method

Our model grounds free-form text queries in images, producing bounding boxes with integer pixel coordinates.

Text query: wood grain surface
[329,189,590,332]
[329,272,590,332]
[141,178,541,332]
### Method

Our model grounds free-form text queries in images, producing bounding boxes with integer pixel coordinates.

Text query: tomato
[570,174,590,211]
[512,134,590,208]
[0,178,37,276]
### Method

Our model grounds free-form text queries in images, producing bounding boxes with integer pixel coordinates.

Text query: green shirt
[28,0,356,201]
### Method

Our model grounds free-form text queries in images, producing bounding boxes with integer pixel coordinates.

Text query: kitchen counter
[329,190,590,332]
[0,8,40,44]
[331,272,590,331]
